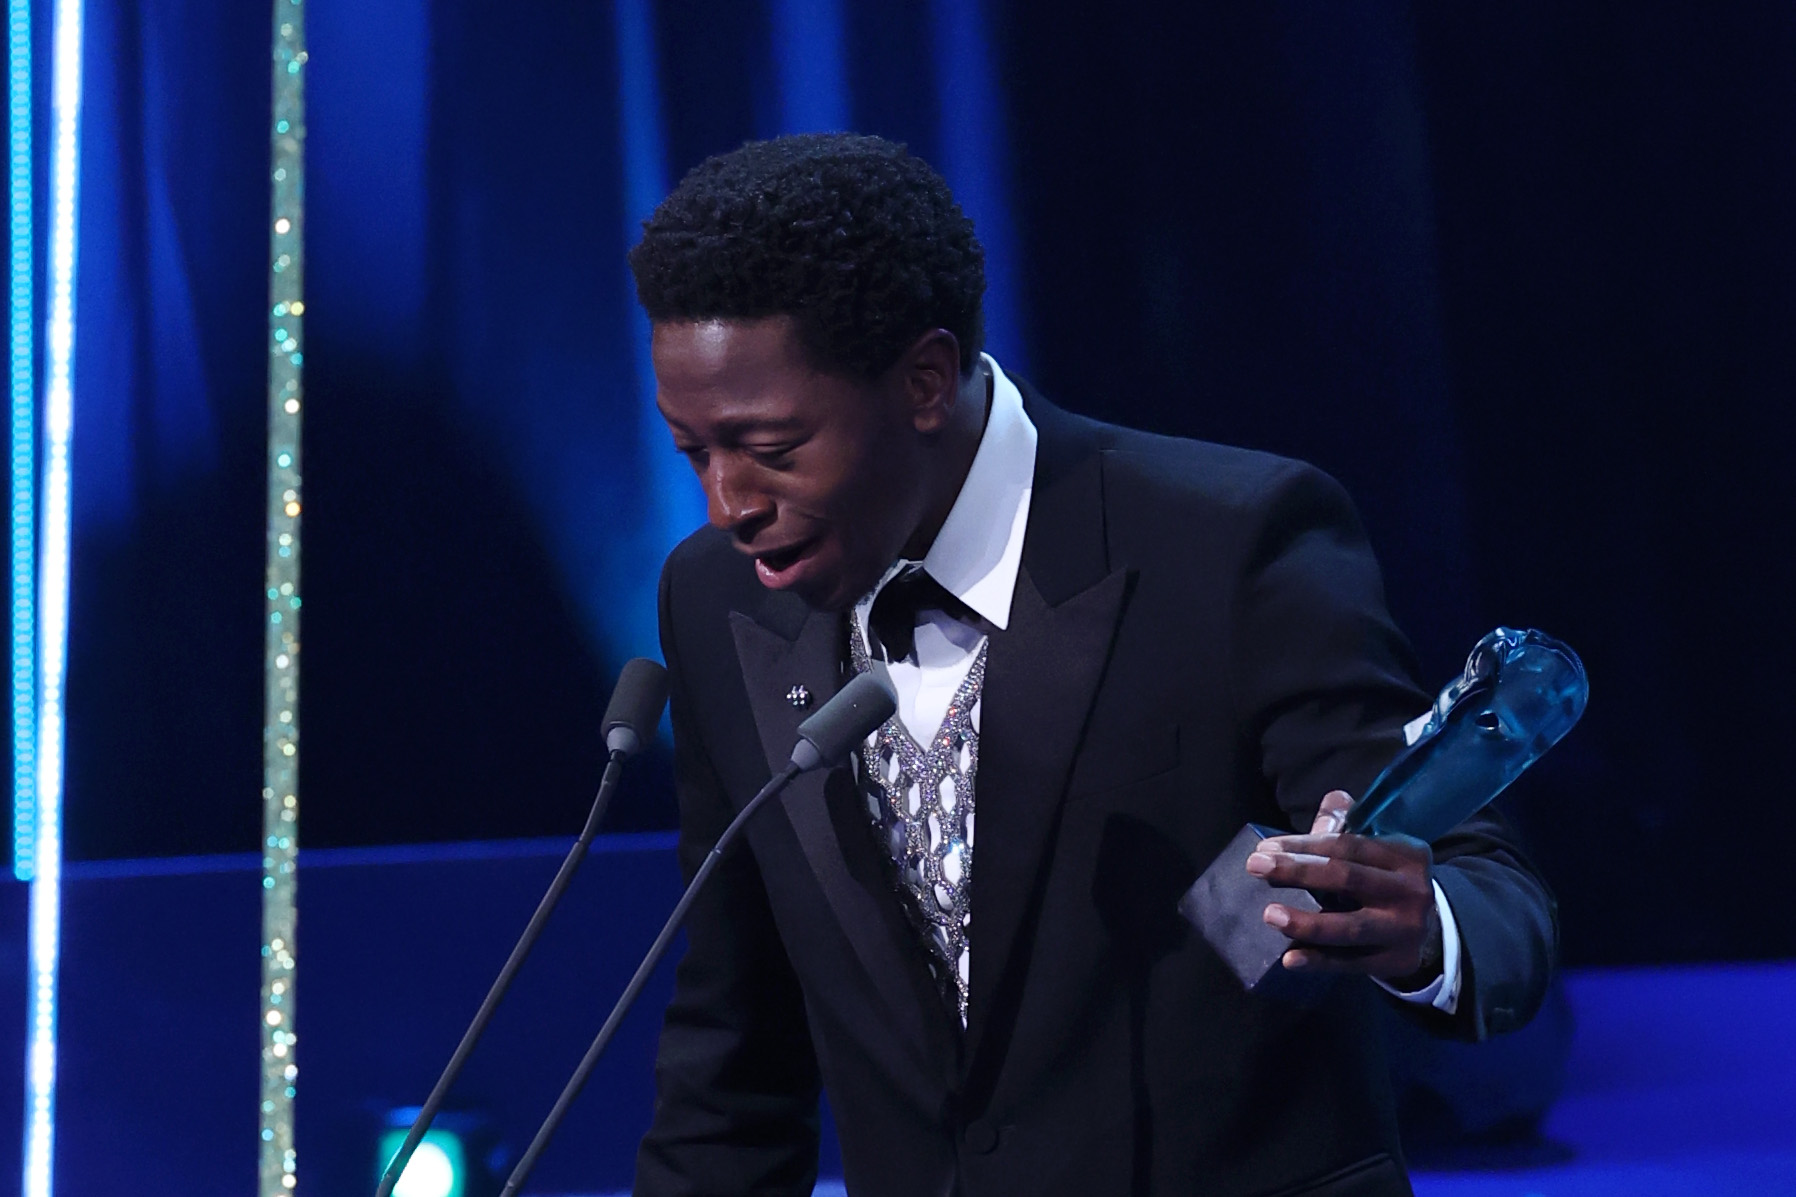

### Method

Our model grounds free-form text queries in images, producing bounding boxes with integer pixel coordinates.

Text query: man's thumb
[1311,789,1354,836]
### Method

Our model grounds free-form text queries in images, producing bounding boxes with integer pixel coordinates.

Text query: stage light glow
[377,1129,465,1197]
[929,0,1025,371]
[614,0,702,670]
[24,0,82,1193]
[8,0,33,884]
[770,0,848,134]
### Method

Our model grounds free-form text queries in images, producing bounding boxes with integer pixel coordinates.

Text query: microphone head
[790,673,897,772]
[603,658,670,757]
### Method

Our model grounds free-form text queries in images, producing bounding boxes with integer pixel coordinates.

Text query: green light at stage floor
[377,1128,465,1197]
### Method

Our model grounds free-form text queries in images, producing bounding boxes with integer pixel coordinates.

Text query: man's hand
[1245,790,1443,986]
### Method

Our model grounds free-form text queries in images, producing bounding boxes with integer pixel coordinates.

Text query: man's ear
[894,328,965,435]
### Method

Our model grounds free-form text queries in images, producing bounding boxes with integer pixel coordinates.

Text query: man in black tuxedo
[627,134,1555,1197]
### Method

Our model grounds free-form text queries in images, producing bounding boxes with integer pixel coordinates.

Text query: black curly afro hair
[628,133,986,380]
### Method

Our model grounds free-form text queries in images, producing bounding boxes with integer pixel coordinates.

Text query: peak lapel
[727,595,841,784]
[729,599,944,1059]
[962,410,1132,1073]
[963,565,1128,1070]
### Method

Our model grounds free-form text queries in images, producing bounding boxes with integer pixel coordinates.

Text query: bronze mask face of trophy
[1181,628,1588,996]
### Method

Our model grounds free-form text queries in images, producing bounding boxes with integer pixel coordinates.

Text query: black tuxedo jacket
[634,390,1557,1197]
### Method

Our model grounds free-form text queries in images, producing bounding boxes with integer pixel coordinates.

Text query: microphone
[498,672,897,1196]
[791,672,898,771]
[603,657,670,758]
[376,658,669,1197]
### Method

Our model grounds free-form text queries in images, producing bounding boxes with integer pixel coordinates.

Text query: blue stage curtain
[30,0,1796,967]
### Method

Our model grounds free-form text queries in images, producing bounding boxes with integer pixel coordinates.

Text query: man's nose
[705,458,773,535]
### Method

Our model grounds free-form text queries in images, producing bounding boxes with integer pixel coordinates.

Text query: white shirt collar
[864,354,1037,631]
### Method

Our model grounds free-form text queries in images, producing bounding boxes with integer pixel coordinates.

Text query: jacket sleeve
[633,555,822,1195]
[1226,461,1558,1041]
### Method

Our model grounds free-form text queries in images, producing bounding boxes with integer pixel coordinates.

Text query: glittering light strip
[260,2,305,1194]
[24,0,80,1193]
[8,0,33,884]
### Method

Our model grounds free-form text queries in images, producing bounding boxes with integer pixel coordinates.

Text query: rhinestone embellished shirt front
[850,619,985,1023]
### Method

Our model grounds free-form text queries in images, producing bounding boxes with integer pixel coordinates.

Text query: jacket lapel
[722,388,1129,1084]
[963,396,1132,1073]
[729,595,946,1060]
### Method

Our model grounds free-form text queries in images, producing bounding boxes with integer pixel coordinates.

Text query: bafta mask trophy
[1179,627,1588,996]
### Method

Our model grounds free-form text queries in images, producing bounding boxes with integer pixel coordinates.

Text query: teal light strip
[9,0,35,881]
[25,0,82,1191]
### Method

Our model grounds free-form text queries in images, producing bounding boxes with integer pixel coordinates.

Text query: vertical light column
[261,2,305,1194]
[615,0,701,663]
[769,0,849,133]
[24,0,80,1194]
[929,0,1025,370]
[8,0,32,885]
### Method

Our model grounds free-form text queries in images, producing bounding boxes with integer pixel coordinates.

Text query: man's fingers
[1262,903,1406,950]
[1254,831,1431,874]
[1245,848,1419,905]
[1279,945,1412,976]
[1247,821,1437,981]
[1264,905,1430,978]
[1309,789,1353,836]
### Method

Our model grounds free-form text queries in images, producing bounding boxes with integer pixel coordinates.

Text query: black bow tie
[868,565,975,662]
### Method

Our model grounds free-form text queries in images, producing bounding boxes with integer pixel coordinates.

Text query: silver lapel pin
[786,684,813,709]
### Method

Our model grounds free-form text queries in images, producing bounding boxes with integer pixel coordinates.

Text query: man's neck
[902,362,993,561]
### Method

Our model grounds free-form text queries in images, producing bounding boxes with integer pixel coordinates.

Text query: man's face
[653,317,929,611]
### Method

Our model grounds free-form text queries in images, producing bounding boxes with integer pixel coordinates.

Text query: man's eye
[749,443,800,466]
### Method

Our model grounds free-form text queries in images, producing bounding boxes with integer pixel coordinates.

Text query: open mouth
[755,541,811,573]
[752,537,821,589]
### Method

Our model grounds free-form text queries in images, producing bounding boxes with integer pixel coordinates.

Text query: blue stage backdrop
[4,0,1790,970]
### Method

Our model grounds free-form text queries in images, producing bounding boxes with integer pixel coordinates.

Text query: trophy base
[1178,823,1331,1003]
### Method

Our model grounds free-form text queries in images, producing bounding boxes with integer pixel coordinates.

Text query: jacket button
[964,1120,998,1154]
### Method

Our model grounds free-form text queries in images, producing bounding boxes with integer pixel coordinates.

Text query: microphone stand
[375,751,629,1197]
[496,760,803,1196]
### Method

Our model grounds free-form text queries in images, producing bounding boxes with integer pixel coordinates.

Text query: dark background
[19,0,1794,968]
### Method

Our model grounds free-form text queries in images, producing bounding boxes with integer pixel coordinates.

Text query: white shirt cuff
[1373,879,1462,1015]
